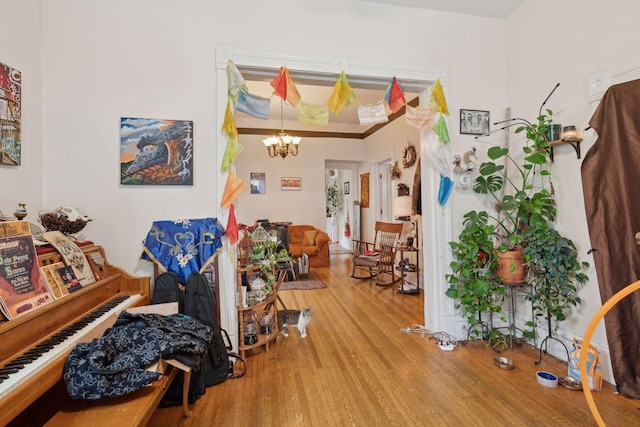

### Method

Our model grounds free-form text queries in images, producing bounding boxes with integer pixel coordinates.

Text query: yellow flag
[221,100,237,140]
[430,79,450,115]
[298,101,329,126]
[327,71,355,115]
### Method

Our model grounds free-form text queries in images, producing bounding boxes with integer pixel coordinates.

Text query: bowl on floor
[536,371,558,388]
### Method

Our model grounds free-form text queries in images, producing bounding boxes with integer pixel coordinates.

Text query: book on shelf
[41,262,69,299]
[0,222,55,320]
[53,265,82,294]
[42,231,96,286]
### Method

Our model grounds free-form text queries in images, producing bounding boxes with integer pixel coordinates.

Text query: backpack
[152,271,185,311]
[183,271,245,386]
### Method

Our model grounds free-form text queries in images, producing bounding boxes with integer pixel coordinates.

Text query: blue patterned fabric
[63,312,213,400]
[141,218,225,284]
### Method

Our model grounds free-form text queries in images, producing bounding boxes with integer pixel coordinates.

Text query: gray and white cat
[277,307,313,338]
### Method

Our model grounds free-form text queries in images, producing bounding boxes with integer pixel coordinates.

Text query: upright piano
[0,243,150,426]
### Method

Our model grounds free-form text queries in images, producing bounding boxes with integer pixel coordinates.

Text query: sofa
[288,225,330,267]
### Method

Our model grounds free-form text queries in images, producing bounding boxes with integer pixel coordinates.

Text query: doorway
[325,161,358,251]
[215,44,452,347]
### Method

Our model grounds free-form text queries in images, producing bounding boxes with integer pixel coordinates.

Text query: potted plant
[326,183,342,217]
[447,104,588,346]
[445,210,505,340]
[247,227,291,295]
[520,225,589,342]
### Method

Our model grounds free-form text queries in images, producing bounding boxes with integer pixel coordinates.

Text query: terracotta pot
[495,248,525,284]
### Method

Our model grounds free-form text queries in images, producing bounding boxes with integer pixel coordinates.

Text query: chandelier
[262,99,301,159]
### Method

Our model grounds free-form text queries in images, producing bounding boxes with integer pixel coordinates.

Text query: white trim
[216,44,450,349]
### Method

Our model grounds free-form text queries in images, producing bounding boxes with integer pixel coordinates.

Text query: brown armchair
[351,221,403,286]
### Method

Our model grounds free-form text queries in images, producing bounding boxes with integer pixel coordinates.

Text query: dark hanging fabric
[581,78,640,399]
[412,157,422,215]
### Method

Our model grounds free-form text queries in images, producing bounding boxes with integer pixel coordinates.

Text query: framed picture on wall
[281,177,301,191]
[360,173,370,208]
[460,109,490,135]
[250,172,265,194]
[344,182,350,195]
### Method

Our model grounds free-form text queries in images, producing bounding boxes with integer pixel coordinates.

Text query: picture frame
[281,177,301,191]
[344,182,350,195]
[250,172,266,194]
[460,109,490,135]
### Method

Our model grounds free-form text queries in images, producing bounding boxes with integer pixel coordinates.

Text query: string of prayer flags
[430,79,449,115]
[298,101,329,126]
[226,204,239,245]
[220,171,248,209]
[236,88,271,120]
[405,105,435,130]
[327,71,356,115]
[270,66,301,107]
[384,77,406,114]
[221,100,243,173]
[227,60,246,102]
[357,101,389,126]
[434,115,451,144]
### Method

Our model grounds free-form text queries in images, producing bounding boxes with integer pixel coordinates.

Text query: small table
[396,247,420,294]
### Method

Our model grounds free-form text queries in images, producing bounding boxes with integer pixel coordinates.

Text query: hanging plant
[326,184,342,216]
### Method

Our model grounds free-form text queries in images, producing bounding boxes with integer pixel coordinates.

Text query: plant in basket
[39,206,91,235]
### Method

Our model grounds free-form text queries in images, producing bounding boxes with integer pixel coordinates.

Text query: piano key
[0,367,20,375]
[0,294,141,400]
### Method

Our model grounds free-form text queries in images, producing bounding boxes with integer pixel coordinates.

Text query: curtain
[582,78,640,398]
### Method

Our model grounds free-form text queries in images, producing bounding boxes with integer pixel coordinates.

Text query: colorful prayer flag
[357,101,388,126]
[298,101,329,126]
[327,71,355,115]
[434,115,450,144]
[226,204,239,244]
[220,171,247,209]
[430,79,450,115]
[270,66,301,107]
[227,60,246,102]
[384,77,406,114]
[405,105,435,129]
[236,88,271,120]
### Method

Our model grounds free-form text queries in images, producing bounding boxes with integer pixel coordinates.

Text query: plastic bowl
[493,356,515,370]
[536,371,558,388]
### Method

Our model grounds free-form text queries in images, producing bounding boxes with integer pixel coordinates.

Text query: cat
[277,307,313,338]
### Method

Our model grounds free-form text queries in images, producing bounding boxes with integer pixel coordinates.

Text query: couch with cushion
[288,225,330,267]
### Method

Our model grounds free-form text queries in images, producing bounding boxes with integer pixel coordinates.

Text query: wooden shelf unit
[236,265,282,358]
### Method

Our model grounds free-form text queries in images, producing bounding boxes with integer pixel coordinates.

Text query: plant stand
[535,311,570,364]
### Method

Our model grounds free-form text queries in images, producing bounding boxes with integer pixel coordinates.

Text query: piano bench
[44,361,191,427]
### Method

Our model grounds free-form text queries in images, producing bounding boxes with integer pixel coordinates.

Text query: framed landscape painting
[120,117,193,185]
[281,177,301,191]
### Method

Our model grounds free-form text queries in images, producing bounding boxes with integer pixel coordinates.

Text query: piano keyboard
[0,294,141,399]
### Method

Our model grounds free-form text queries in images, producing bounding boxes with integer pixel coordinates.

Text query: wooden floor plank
[148,253,640,426]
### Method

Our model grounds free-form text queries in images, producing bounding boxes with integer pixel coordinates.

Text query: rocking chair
[351,221,403,286]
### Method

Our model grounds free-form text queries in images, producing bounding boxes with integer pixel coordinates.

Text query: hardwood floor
[148,253,639,426]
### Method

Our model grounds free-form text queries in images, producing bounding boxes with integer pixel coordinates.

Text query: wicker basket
[39,210,89,234]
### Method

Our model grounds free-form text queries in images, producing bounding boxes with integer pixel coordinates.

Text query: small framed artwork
[281,177,301,191]
[344,182,350,195]
[460,109,490,135]
[360,173,370,208]
[250,172,266,194]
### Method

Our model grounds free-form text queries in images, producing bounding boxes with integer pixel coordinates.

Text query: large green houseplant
[447,105,588,345]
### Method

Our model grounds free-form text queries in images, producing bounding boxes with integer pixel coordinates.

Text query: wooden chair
[351,221,403,286]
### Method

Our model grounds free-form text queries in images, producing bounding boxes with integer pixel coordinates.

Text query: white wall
[503,0,640,381]
[0,0,43,217]
[235,135,364,230]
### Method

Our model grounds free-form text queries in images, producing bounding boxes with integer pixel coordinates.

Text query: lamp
[263,99,301,159]
[393,195,418,248]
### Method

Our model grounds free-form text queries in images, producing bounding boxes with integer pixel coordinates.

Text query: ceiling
[235,0,525,139]
[359,0,525,18]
